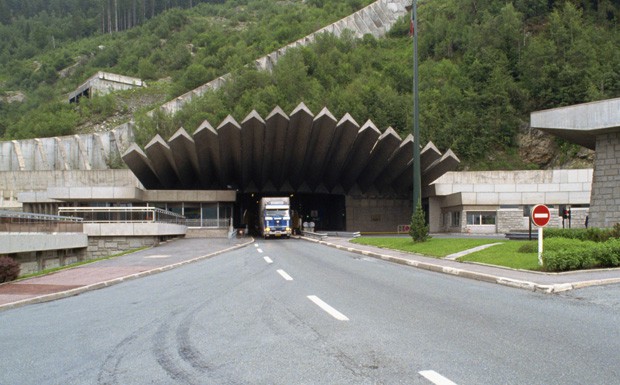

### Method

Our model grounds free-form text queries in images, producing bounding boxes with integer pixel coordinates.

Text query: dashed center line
[264,256,273,264]
[419,370,458,385]
[254,243,258,247]
[257,248,263,253]
[307,295,349,321]
[277,269,293,281]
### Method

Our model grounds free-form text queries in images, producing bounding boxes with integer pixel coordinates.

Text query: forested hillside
[0,0,374,138]
[1,0,619,169]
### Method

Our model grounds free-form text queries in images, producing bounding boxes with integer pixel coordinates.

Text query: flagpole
[412,0,421,213]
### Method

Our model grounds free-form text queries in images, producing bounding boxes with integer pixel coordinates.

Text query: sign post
[531,204,551,266]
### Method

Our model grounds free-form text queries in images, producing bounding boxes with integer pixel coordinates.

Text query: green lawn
[457,241,541,271]
[350,237,541,270]
[350,237,501,258]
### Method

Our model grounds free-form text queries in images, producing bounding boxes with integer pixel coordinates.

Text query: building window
[467,212,496,225]
[451,211,461,227]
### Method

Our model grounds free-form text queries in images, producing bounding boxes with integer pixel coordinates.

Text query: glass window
[185,204,201,227]
[467,212,496,225]
[451,211,461,227]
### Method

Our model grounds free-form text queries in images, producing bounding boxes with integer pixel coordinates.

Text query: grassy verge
[17,247,149,281]
[457,241,541,271]
[350,237,501,258]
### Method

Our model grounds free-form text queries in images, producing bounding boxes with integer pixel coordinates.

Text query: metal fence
[0,210,83,233]
[57,207,186,225]
[185,218,231,228]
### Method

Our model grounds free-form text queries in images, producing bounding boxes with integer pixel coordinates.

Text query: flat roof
[530,97,620,149]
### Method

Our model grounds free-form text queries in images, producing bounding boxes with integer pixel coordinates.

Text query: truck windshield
[266,209,288,217]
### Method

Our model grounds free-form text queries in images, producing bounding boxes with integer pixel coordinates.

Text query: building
[531,97,620,228]
[68,72,146,104]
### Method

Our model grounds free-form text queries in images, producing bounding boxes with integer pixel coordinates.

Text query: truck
[259,197,292,239]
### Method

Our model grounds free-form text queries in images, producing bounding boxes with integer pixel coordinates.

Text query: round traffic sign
[531,204,551,227]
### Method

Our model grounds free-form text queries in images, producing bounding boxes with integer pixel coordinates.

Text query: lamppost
[408,1,421,213]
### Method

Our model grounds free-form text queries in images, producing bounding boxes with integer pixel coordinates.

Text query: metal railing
[185,218,231,228]
[57,207,186,225]
[0,210,83,233]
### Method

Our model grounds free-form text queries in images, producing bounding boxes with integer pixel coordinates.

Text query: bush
[0,256,20,283]
[545,225,620,243]
[409,201,430,243]
[542,238,620,272]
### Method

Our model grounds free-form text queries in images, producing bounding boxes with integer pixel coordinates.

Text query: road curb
[0,238,255,312]
[302,237,618,294]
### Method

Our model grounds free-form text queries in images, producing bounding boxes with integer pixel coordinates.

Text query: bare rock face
[1,91,26,104]
[518,126,595,169]
[518,128,557,167]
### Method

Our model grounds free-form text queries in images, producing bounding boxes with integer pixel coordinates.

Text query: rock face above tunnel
[123,104,460,197]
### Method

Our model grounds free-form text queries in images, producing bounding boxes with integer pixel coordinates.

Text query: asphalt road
[1,239,619,385]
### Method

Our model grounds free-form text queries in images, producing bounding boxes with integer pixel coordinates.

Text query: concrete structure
[69,72,146,103]
[125,104,459,196]
[0,124,133,172]
[532,98,620,228]
[158,0,410,115]
[428,170,592,234]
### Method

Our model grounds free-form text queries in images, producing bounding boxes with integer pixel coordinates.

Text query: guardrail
[58,207,186,225]
[0,210,83,233]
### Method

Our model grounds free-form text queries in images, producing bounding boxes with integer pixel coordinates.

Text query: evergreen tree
[409,201,430,243]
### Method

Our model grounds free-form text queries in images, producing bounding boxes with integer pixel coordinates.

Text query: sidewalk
[0,237,253,311]
[305,236,620,293]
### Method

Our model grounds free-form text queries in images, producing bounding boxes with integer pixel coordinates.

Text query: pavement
[2,235,620,312]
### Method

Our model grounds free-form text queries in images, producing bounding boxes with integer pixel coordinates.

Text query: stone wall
[4,248,86,276]
[87,236,163,259]
[590,132,620,228]
[346,196,412,232]
[497,209,526,233]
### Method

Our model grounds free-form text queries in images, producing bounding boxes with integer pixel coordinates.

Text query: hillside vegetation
[1,0,619,169]
[0,0,375,137]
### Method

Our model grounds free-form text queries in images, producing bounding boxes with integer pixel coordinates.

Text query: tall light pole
[411,0,421,213]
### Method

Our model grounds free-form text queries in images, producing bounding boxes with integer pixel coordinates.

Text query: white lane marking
[254,243,258,247]
[277,269,293,281]
[419,370,458,385]
[264,256,273,264]
[257,248,263,253]
[143,255,170,259]
[307,295,349,321]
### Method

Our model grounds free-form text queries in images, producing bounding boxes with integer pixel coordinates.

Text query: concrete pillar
[590,132,620,228]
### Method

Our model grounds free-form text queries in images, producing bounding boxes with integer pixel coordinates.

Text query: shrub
[542,238,620,272]
[545,226,620,243]
[0,256,20,283]
[409,201,430,243]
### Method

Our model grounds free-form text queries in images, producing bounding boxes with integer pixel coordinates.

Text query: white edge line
[277,269,293,281]
[264,256,273,264]
[307,295,349,321]
[419,370,458,385]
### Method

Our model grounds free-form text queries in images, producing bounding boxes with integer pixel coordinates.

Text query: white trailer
[259,197,292,238]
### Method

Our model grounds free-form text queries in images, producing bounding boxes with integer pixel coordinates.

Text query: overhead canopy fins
[122,104,460,197]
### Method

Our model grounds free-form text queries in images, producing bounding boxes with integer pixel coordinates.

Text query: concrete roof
[530,98,620,150]
[123,104,460,196]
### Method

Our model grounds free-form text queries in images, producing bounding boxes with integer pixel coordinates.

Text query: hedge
[543,238,620,272]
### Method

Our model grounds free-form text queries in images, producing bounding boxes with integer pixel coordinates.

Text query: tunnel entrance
[235,193,346,235]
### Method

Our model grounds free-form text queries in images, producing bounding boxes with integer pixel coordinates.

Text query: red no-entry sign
[531,204,551,227]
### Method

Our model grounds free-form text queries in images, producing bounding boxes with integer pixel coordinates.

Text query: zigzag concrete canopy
[122,104,460,195]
